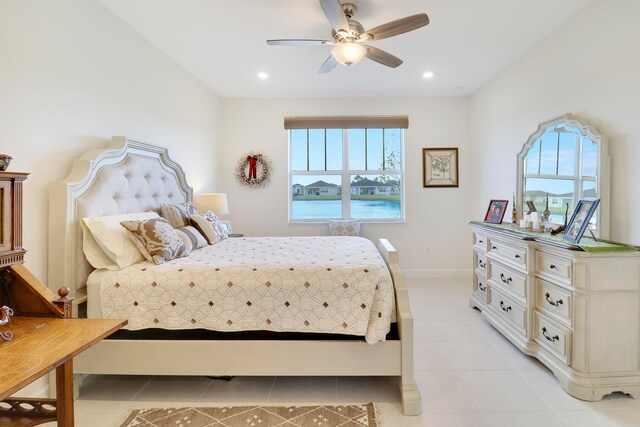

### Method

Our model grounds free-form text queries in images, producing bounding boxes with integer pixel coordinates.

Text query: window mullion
[343,129,350,220]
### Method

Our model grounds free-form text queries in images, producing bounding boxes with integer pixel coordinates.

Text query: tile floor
[44,278,640,426]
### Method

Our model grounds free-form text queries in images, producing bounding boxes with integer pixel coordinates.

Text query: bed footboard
[377,239,422,416]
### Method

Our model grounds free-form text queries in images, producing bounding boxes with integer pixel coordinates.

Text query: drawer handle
[545,292,564,307]
[500,273,513,284]
[500,301,511,312]
[478,239,484,244]
[478,282,486,292]
[542,327,559,342]
[515,254,521,259]
[478,260,486,268]
[550,264,556,270]
[492,245,498,250]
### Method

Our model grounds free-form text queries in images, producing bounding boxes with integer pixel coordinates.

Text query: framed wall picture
[484,199,509,224]
[563,199,600,243]
[423,147,459,188]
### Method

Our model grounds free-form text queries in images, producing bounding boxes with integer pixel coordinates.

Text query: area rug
[119,403,378,427]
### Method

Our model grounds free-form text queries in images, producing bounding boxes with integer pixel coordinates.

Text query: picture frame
[526,201,537,214]
[423,147,459,188]
[563,199,600,243]
[484,199,509,224]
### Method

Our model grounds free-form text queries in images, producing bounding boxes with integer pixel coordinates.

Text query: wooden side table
[0,316,126,426]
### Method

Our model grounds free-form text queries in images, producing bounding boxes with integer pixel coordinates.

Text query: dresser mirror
[516,114,610,238]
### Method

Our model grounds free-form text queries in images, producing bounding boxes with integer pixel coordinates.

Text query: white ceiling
[99,0,591,98]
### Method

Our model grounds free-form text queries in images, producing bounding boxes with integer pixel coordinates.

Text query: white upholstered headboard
[48,137,192,306]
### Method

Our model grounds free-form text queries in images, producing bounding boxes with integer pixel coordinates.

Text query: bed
[48,137,421,415]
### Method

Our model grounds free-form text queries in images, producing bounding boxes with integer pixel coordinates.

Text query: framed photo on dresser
[564,199,600,243]
[484,199,509,224]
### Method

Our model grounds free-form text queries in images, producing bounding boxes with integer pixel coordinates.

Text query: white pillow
[80,220,119,270]
[82,211,159,270]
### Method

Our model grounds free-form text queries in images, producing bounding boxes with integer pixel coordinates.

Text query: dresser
[471,221,640,401]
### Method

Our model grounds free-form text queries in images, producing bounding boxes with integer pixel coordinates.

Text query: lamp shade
[196,193,229,215]
[331,43,367,66]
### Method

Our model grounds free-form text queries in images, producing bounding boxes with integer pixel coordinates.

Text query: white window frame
[288,129,405,224]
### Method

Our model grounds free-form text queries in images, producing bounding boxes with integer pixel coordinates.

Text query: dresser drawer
[535,279,572,326]
[534,312,572,365]
[536,251,572,284]
[474,271,488,301]
[473,231,488,252]
[488,237,527,269]
[489,261,526,300]
[475,250,488,274]
[489,287,526,332]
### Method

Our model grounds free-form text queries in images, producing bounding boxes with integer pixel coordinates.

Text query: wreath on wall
[235,152,271,188]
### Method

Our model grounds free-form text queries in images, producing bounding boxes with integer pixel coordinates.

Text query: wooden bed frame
[48,137,421,415]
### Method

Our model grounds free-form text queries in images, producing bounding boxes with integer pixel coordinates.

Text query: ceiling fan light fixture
[331,42,367,66]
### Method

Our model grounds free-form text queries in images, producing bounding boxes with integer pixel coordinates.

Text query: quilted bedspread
[98,236,396,344]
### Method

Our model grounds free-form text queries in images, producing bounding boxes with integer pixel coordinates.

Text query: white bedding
[94,236,396,344]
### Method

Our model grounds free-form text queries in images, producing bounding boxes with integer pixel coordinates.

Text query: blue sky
[525,130,598,195]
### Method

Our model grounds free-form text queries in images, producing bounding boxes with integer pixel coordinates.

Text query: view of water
[292,199,401,219]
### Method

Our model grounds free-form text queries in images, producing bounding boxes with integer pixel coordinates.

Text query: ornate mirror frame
[516,114,610,238]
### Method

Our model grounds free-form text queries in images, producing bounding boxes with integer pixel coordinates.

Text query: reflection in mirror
[517,114,609,238]
[582,137,598,177]
[524,178,574,224]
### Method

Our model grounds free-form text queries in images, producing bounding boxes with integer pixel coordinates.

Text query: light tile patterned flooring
[45,278,640,426]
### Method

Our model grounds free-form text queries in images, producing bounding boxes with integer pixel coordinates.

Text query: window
[288,123,404,222]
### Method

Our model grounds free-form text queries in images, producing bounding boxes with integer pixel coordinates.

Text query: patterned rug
[119,403,378,427]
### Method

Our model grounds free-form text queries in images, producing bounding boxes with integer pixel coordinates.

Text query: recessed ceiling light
[422,71,435,79]
[257,72,269,80]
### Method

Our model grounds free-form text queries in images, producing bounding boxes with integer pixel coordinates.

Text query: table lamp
[196,193,229,215]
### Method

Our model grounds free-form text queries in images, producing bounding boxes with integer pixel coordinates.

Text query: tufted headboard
[48,137,192,309]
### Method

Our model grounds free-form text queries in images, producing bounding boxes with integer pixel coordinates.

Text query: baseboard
[403,269,473,279]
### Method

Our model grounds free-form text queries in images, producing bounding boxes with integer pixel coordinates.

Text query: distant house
[525,188,596,209]
[292,183,303,196]
[303,180,339,196]
[351,178,399,196]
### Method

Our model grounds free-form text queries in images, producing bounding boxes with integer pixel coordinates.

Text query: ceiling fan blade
[319,0,350,32]
[366,13,429,41]
[318,55,339,74]
[266,39,332,46]
[364,46,403,68]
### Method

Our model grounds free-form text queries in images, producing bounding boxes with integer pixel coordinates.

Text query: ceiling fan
[266,0,430,73]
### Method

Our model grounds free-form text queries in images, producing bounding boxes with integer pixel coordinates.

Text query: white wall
[220,97,471,276]
[470,0,640,244]
[0,0,221,285]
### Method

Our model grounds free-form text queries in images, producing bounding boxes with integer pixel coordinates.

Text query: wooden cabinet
[471,222,640,401]
[0,172,28,268]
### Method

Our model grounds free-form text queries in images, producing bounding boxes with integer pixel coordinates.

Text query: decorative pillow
[160,202,199,228]
[121,217,190,264]
[328,219,362,236]
[189,214,218,244]
[175,226,208,252]
[82,211,160,269]
[203,210,229,241]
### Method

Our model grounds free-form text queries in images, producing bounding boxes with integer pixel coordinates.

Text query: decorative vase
[0,154,12,171]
